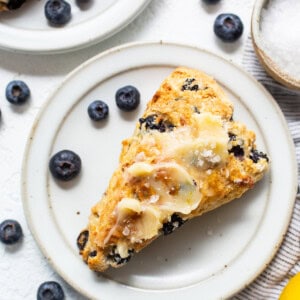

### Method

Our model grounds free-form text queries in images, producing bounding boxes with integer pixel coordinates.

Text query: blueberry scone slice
[78,67,269,272]
[0,0,25,11]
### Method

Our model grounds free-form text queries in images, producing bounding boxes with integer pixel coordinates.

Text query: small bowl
[251,0,300,90]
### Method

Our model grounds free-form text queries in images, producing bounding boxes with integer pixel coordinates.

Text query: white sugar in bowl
[251,0,300,90]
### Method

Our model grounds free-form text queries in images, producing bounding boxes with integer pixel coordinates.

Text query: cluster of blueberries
[0,219,65,299]
[1,81,65,298]
[11,0,244,42]
[48,0,244,42]
[1,80,140,299]
[45,0,244,42]
[49,85,140,182]
[9,0,244,40]
[3,78,140,183]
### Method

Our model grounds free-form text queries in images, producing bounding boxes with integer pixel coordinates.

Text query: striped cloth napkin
[234,38,300,299]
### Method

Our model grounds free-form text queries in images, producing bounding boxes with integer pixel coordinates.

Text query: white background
[0,0,256,299]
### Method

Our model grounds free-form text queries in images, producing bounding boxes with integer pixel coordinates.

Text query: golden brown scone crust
[78,67,269,272]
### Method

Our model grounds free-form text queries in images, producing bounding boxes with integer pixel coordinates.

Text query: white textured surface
[0,1,255,299]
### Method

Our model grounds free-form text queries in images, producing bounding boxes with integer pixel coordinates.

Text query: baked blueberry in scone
[77,67,269,272]
[0,0,26,11]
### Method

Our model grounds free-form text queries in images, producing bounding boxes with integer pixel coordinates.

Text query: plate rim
[21,41,298,299]
[0,0,151,54]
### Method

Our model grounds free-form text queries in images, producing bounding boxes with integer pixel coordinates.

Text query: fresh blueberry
[115,85,140,111]
[0,219,23,245]
[77,230,89,251]
[5,80,30,105]
[107,246,134,265]
[181,78,199,91]
[228,132,237,141]
[49,150,81,181]
[139,114,175,132]
[202,0,220,4]
[214,13,243,42]
[37,281,65,300]
[229,145,245,158]
[249,149,269,163]
[45,0,71,26]
[87,100,109,121]
[89,250,97,257]
[162,214,185,235]
[7,0,26,10]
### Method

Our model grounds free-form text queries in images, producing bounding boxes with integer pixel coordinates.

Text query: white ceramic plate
[22,42,297,300]
[0,0,151,54]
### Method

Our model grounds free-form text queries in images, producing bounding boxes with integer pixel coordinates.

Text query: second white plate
[22,42,297,299]
[0,0,151,54]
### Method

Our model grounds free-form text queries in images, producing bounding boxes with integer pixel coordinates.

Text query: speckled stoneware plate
[22,42,297,300]
[0,0,151,54]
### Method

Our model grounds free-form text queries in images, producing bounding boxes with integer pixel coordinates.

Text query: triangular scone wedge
[77,67,269,272]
